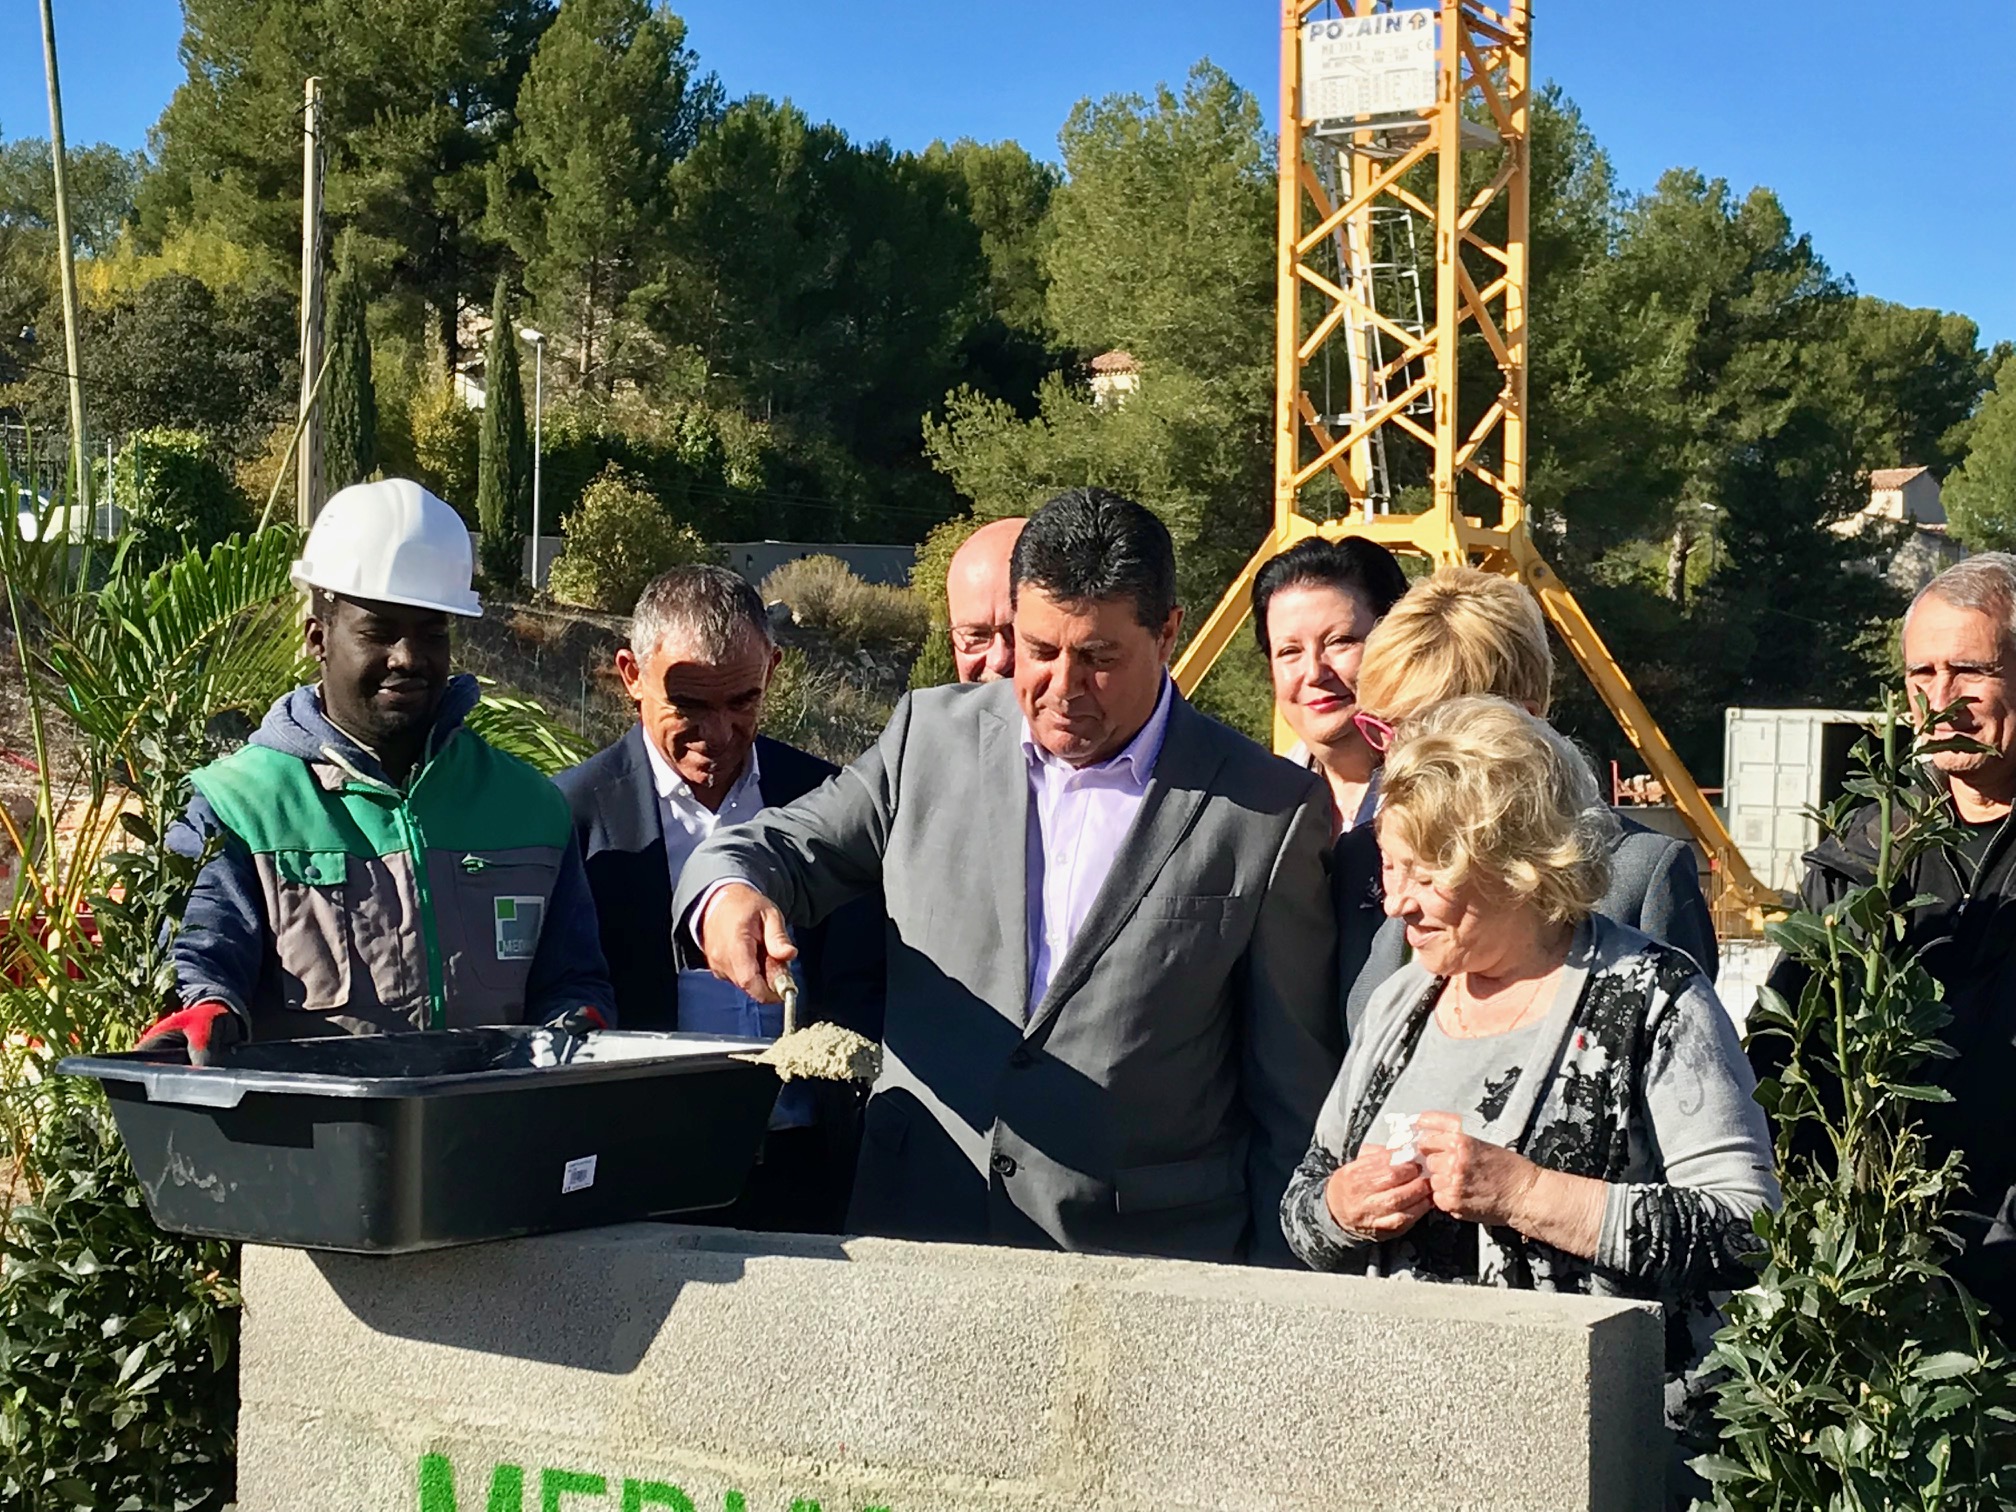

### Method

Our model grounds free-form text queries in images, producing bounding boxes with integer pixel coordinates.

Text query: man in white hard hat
[137,479,615,1064]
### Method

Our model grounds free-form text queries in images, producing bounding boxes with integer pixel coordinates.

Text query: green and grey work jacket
[168,677,615,1039]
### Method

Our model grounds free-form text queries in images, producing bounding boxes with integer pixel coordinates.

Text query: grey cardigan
[1343,818,1717,1038]
[1282,913,1776,1413]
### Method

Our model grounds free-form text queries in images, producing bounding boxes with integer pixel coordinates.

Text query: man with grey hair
[1757,550,2016,1333]
[556,563,883,1231]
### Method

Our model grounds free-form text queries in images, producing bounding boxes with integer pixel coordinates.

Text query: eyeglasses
[949,624,1013,655]
[1353,709,1395,754]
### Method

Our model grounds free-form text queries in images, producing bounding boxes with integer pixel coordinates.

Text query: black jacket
[554,727,885,1039]
[1754,791,2016,1323]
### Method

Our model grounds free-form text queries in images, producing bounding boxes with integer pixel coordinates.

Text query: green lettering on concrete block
[789,1502,822,1512]
[541,1469,610,1510]
[418,1456,527,1512]
[620,1481,695,1512]
[723,1495,746,1512]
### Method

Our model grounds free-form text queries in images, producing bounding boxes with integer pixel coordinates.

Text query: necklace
[1446,967,1554,1038]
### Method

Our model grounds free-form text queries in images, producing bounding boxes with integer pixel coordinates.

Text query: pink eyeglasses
[1353,709,1395,754]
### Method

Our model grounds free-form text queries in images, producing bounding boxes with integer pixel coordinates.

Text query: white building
[1089,350,1141,408]
[1834,465,1967,594]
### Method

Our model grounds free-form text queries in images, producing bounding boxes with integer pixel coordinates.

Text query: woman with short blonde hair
[1282,698,1776,1497]
[1342,566,1718,1031]
[1352,565,1552,737]
[1376,694,1612,926]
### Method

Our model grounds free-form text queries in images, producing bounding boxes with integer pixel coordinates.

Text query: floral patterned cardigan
[1280,913,1779,1420]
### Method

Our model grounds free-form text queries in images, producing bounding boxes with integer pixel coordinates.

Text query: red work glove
[136,1000,248,1067]
[544,1006,608,1039]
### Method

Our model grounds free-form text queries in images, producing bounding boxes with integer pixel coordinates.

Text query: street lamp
[519,326,545,589]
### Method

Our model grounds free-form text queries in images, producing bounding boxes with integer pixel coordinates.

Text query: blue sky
[5,0,2011,345]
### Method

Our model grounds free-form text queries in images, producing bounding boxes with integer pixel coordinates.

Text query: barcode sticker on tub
[561,1155,597,1194]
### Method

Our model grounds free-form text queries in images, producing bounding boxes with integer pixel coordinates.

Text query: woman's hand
[1412,1112,1541,1228]
[1324,1145,1434,1240]
[1412,1111,1605,1258]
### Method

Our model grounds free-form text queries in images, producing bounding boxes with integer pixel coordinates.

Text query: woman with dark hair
[1252,536,1411,995]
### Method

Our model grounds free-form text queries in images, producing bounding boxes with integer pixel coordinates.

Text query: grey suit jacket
[1343,817,1718,1039]
[673,678,1342,1263]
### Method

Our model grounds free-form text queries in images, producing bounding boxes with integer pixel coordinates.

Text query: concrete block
[237,1224,1666,1512]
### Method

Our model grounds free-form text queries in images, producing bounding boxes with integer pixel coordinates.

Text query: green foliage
[545,465,712,613]
[0,1101,242,1512]
[760,555,928,657]
[655,96,988,472]
[116,429,253,567]
[408,370,482,522]
[144,0,554,363]
[925,366,1263,613]
[489,0,718,392]
[1700,697,2016,1507]
[0,134,146,259]
[477,276,532,586]
[1946,355,2016,553]
[919,139,1056,343]
[465,682,597,774]
[11,274,296,459]
[1041,62,1272,389]
[322,237,378,491]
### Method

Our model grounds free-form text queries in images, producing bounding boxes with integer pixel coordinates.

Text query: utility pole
[521,327,545,589]
[39,0,91,520]
[296,76,326,527]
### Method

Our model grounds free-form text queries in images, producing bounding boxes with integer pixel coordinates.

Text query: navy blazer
[554,726,886,1038]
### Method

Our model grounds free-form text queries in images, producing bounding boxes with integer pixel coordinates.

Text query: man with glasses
[1756,552,2016,1336]
[945,517,1026,683]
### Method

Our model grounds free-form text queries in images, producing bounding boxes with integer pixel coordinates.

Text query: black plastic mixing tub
[56,1028,780,1253]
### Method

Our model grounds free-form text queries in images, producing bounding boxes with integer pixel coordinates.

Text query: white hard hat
[291,478,482,618]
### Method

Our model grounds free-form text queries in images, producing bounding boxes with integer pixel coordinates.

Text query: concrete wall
[721,541,918,589]
[237,1224,1666,1512]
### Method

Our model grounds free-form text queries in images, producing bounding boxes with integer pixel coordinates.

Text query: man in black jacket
[556,565,883,1233]
[1757,552,2016,1329]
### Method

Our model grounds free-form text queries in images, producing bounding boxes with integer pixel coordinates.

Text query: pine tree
[1946,354,2016,553]
[321,237,377,492]
[489,0,718,391]
[476,275,531,586]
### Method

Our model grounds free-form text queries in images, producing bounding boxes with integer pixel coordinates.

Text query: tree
[1946,354,2016,552]
[142,0,556,364]
[116,428,254,566]
[321,238,377,490]
[545,464,709,611]
[0,133,145,258]
[923,139,1055,342]
[10,273,295,456]
[489,0,718,392]
[925,63,1272,621]
[476,277,531,585]
[657,99,987,458]
[1041,63,1273,390]
[0,129,148,385]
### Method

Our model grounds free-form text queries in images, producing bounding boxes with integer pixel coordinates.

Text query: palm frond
[465,683,595,776]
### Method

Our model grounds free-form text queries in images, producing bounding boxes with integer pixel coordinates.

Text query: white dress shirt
[642,735,809,1126]
[1020,676,1175,1009]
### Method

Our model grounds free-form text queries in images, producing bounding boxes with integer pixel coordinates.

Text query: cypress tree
[321,236,377,492]
[476,274,531,586]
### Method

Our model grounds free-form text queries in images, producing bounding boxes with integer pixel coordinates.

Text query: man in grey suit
[676,489,1341,1262]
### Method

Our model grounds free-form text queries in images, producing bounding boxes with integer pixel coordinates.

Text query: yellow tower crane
[1172,0,1781,930]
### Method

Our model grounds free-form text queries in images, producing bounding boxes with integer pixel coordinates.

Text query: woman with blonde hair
[1342,565,1716,1033]
[1281,697,1775,1491]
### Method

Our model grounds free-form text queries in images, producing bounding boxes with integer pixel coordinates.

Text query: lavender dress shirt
[1021,677,1175,1009]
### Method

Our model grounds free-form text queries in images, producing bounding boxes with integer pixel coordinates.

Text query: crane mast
[1171,0,1780,928]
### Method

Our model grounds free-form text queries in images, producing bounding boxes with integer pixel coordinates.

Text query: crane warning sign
[1301,10,1437,123]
